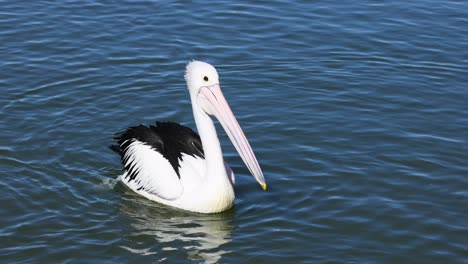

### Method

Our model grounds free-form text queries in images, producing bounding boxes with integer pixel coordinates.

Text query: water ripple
[1,0,468,263]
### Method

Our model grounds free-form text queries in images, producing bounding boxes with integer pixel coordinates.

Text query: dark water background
[1,1,468,263]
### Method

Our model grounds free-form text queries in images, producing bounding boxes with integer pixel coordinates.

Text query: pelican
[110,60,266,213]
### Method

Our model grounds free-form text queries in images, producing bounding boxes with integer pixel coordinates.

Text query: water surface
[1,1,468,263]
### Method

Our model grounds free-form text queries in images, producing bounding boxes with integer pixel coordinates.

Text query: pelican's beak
[198,84,267,190]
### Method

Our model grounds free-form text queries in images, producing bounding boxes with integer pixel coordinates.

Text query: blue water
[1,1,468,263]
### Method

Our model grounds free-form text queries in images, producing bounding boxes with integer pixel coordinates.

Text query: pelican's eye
[203,76,209,82]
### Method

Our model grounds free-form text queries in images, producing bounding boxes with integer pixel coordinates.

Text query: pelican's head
[184,60,267,190]
[185,60,219,94]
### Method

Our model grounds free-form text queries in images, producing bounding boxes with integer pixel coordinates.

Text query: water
[1,0,468,263]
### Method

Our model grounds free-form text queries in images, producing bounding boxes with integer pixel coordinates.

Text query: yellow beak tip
[261,183,267,191]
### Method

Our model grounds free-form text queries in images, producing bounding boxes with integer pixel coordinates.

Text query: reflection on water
[117,184,235,263]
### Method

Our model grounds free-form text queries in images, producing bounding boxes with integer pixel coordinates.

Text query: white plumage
[121,140,182,200]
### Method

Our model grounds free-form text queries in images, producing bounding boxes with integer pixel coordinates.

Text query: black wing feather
[110,121,204,178]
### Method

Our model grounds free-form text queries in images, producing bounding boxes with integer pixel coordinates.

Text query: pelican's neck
[191,101,226,179]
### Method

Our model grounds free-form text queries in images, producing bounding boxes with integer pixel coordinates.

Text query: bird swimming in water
[110,60,266,213]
